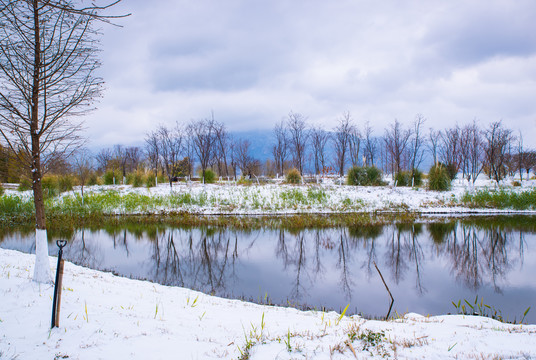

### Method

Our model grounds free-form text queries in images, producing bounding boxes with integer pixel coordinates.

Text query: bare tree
[125,146,141,173]
[187,117,217,182]
[113,145,128,183]
[363,121,377,166]
[483,121,514,183]
[0,0,126,282]
[515,131,524,182]
[158,124,183,188]
[272,120,288,177]
[287,112,308,174]
[439,126,461,178]
[333,112,352,176]
[408,114,426,183]
[428,128,441,166]
[384,119,411,179]
[460,120,484,185]
[348,124,361,167]
[235,138,252,177]
[145,130,161,180]
[309,125,330,175]
[95,147,113,173]
[72,148,93,201]
[229,138,238,180]
[234,138,261,178]
[522,151,536,180]
[213,121,230,177]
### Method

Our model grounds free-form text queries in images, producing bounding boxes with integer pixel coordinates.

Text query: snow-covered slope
[1,248,535,359]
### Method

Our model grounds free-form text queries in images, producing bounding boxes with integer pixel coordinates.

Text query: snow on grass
[2,174,536,218]
[1,248,535,359]
[5,176,536,217]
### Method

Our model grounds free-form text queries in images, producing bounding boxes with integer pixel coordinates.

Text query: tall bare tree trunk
[31,1,51,283]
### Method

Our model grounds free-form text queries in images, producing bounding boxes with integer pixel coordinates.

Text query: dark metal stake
[51,240,67,329]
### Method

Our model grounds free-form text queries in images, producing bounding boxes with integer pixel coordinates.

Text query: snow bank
[1,248,535,359]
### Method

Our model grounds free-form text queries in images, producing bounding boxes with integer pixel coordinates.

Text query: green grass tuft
[461,188,536,210]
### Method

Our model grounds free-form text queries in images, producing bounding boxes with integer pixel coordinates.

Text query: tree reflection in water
[441,222,516,293]
[0,216,534,321]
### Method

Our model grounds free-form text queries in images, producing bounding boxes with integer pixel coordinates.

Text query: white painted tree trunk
[33,229,52,283]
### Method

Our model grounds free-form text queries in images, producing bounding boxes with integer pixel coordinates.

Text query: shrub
[42,175,59,198]
[395,169,422,187]
[203,169,216,184]
[395,171,410,187]
[412,169,423,187]
[512,180,522,187]
[427,164,451,191]
[347,166,366,186]
[0,184,4,196]
[58,175,74,192]
[87,172,99,186]
[157,174,167,184]
[365,166,386,186]
[285,168,302,184]
[348,166,385,186]
[103,170,118,185]
[145,175,156,188]
[131,170,145,188]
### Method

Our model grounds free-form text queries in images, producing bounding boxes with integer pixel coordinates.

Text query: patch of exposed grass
[461,188,536,210]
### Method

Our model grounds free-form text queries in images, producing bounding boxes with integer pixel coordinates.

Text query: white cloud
[85,0,536,148]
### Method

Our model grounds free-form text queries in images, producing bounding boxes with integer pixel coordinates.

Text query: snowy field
[4,175,536,215]
[1,248,535,359]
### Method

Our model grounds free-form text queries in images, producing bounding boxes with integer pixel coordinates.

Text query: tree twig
[374,261,394,320]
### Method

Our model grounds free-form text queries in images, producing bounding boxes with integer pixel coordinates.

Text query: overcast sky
[87,0,536,148]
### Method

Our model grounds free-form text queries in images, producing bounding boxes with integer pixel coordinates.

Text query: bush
[365,166,386,186]
[427,164,451,191]
[145,175,156,188]
[347,166,385,186]
[395,169,422,187]
[512,180,522,187]
[42,175,59,198]
[87,172,99,186]
[103,170,118,185]
[412,169,423,187]
[203,169,216,184]
[347,166,366,186]
[0,184,4,196]
[285,168,302,184]
[126,170,145,188]
[58,175,74,192]
[157,174,167,184]
[395,171,410,187]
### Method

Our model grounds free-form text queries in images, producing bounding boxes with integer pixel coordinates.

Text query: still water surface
[2,216,535,323]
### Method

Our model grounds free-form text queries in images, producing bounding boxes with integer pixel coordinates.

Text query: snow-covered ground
[1,248,535,359]
[4,175,535,215]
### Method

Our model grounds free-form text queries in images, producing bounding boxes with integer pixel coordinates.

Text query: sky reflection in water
[2,217,535,323]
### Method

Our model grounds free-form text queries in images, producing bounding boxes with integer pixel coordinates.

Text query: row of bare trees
[3,114,533,188]
[271,112,534,183]
[141,116,261,186]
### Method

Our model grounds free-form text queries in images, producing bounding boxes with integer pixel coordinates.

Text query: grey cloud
[422,2,536,66]
[84,0,536,148]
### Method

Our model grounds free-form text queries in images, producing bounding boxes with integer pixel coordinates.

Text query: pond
[1,215,535,323]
